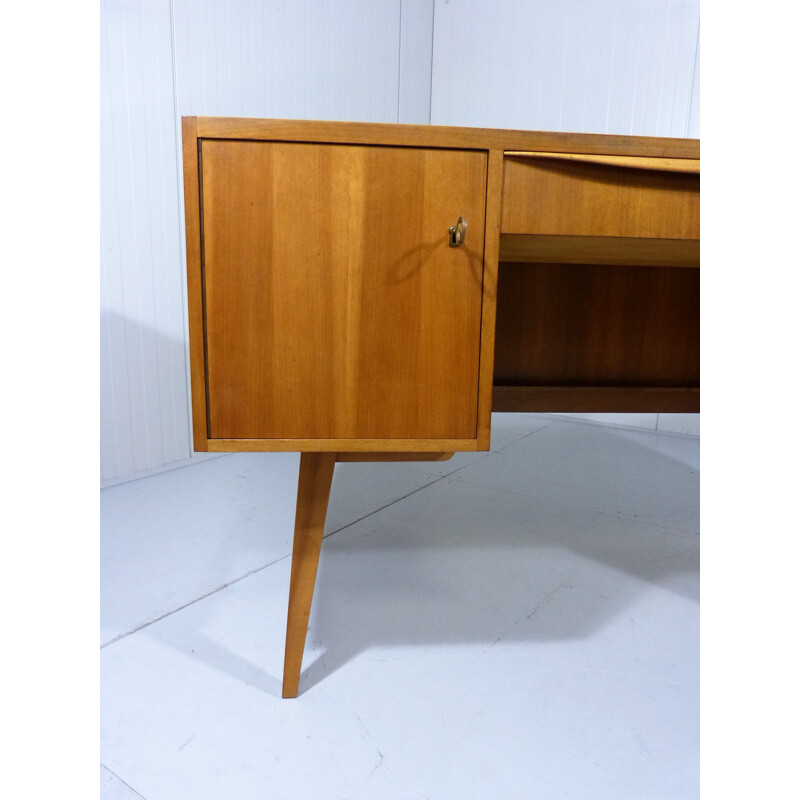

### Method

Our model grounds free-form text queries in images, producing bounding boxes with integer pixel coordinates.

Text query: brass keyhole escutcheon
[449,216,467,247]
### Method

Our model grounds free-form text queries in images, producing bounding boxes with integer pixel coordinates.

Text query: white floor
[100,413,699,800]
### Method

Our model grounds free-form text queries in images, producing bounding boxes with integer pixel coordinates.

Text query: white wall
[100,0,700,483]
[101,0,189,480]
[431,0,699,136]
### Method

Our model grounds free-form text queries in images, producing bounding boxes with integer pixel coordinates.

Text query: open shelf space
[492,260,700,412]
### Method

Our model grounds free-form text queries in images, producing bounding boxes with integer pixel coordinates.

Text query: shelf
[493,386,700,413]
[498,234,700,268]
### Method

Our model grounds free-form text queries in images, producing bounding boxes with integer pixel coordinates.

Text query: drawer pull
[449,216,467,247]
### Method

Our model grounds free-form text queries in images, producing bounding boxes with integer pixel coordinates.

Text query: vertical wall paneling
[101,0,191,481]
[687,23,699,137]
[171,0,402,123]
[430,0,700,137]
[399,0,436,123]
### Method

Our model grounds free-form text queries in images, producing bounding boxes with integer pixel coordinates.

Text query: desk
[182,118,699,696]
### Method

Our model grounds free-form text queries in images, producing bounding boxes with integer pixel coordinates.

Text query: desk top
[184,116,699,160]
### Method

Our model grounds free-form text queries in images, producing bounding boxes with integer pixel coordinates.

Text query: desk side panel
[181,117,209,451]
[475,150,504,450]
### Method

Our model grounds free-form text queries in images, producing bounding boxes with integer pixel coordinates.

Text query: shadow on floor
[145,418,699,698]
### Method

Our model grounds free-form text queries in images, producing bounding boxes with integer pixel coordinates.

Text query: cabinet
[182,117,699,696]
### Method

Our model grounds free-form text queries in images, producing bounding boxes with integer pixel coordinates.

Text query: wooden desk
[182,117,699,696]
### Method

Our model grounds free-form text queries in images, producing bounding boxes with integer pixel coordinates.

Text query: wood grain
[475,149,505,450]
[282,453,336,699]
[499,234,699,268]
[504,151,700,174]
[181,117,208,451]
[493,262,700,389]
[193,116,699,159]
[501,156,700,239]
[200,140,487,442]
[493,386,699,413]
[335,452,454,462]
[205,437,480,453]
[182,117,701,455]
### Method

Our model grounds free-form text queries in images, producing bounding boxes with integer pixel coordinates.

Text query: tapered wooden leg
[282,452,336,698]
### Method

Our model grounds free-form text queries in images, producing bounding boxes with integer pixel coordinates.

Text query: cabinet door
[200,141,487,442]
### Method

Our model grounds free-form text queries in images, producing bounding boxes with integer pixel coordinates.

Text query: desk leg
[282,452,336,698]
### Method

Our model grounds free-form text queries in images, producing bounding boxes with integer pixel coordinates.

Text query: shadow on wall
[100,310,193,482]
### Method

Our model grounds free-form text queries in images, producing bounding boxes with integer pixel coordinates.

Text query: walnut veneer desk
[181,117,699,697]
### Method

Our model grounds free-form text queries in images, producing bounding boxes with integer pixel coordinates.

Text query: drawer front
[501,154,700,239]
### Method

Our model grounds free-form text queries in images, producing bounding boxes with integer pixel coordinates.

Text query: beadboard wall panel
[399,0,436,123]
[171,0,402,122]
[430,0,700,137]
[101,0,191,480]
[687,28,700,137]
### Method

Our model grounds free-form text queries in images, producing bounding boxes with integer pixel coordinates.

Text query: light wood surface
[282,453,336,698]
[501,155,699,239]
[201,140,486,442]
[504,151,700,173]
[499,234,699,268]
[205,438,481,453]
[475,149,505,449]
[183,117,701,454]
[181,117,208,451]
[335,452,454,462]
[493,386,699,413]
[192,116,699,159]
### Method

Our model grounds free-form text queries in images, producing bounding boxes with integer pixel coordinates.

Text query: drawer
[500,152,700,240]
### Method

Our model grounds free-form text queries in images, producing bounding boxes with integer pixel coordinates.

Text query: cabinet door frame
[182,117,503,453]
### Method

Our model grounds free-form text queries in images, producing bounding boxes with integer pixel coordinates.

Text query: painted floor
[101,413,699,800]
